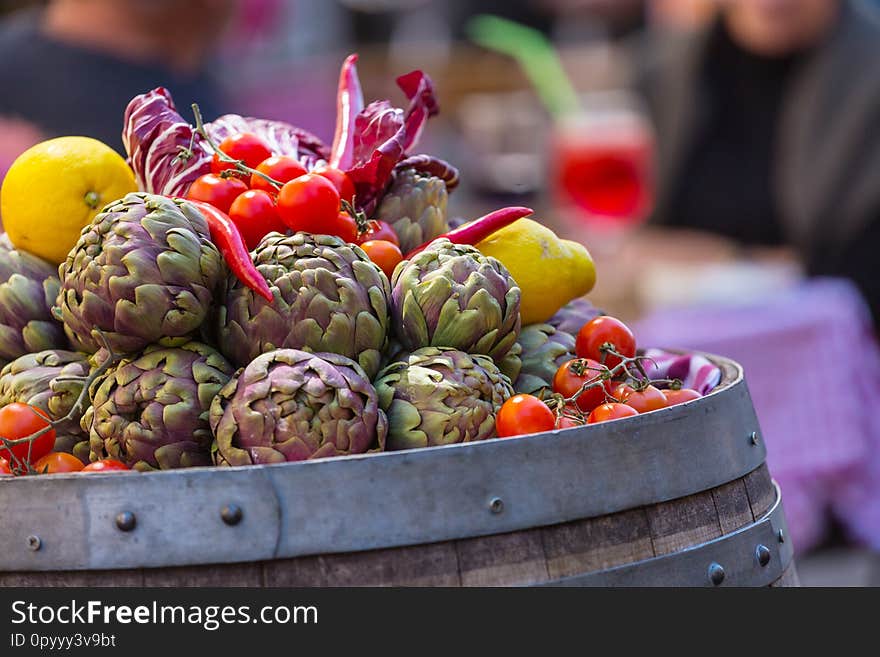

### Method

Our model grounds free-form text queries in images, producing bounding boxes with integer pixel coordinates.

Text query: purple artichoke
[55,193,224,355]
[82,341,234,470]
[390,239,521,361]
[210,349,386,466]
[547,296,603,336]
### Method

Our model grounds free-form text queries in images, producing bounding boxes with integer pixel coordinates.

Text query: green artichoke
[497,339,522,384]
[0,234,69,366]
[547,295,602,337]
[390,239,521,362]
[55,193,224,355]
[375,169,449,253]
[82,341,233,471]
[217,232,390,379]
[512,323,576,394]
[0,349,90,459]
[375,347,513,450]
[211,349,386,466]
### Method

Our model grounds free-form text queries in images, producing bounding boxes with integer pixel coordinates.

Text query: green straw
[466,14,581,119]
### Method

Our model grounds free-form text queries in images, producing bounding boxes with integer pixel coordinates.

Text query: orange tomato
[613,383,667,413]
[32,452,84,474]
[360,240,403,279]
[587,402,639,424]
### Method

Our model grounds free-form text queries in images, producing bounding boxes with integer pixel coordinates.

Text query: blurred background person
[0,0,236,156]
[640,0,880,321]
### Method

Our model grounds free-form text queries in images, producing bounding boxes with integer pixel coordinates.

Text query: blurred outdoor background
[2,0,880,585]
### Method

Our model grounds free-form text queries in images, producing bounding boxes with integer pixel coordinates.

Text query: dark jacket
[640,0,880,317]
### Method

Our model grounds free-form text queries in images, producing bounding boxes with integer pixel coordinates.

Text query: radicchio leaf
[329,54,365,170]
[121,87,212,197]
[344,70,439,214]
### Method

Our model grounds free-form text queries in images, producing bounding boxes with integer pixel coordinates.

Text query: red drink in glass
[552,94,654,229]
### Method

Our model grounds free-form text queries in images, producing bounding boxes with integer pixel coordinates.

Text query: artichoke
[0,349,90,459]
[55,193,224,355]
[0,234,69,366]
[497,339,522,384]
[512,323,576,394]
[82,341,233,470]
[217,232,390,379]
[375,169,449,253]
[375,347,513,450]
[210,349,386,466]
[547,295,603,336]
[390,239,521,362]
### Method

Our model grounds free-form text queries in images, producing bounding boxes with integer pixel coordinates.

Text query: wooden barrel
[0,354,797,587]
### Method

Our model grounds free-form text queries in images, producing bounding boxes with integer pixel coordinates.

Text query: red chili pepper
[405,206,534,259]
[185,200,274,302]
[329,54,364,171]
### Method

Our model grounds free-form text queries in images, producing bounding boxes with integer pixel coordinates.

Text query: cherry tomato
[320,212,358,243]
[228,189,286,250]
[587,402,639,424]
[613,383,667,414]
[33,451,84,474]
[82,459,130,473]
[276,174,341,234]
[555,414,583,430]
[185,174,248,214]
[575,316,637,368]
[662,388,702,406]
[496,394,556,437]
[0,456,11,475]
[357,220,399,246]
[314,166,356,203]
[250,156,307,194]
[211,133,273,175]
[360,240,403,279]
[0,403,55,465]
[552,358,612,413]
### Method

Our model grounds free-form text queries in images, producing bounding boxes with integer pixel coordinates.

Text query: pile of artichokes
[0,164,599,472]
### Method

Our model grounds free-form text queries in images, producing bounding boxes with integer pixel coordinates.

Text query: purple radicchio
[122,87,212,197]
[331,57,440,215]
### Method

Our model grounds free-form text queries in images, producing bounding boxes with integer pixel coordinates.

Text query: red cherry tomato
[185,174,248,214]
[0,456,11,475]
[320,212,358,243]
[552,358,612,413]
[496,394,556,438]
[555,414,583,430]
[228,190,286,250]
[360,240,403,279]
[587,402,639,424]
[211,133,273,175]
[357,220,399,246]
[575,316,637,368]
[662,388,702,406]
[82,459,130,473]
[314,166,356,203]
[33,451,84,474]
[0,403,55,465]
[276,174,341,234]
[250,156,307,194]
[613,383,667,414]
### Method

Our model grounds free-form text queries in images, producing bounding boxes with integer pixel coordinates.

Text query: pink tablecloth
[634,278,880,554]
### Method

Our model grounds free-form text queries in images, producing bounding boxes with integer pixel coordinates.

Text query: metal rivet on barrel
[221,504,243,526]
[749,431,760,446]
[708,562,725,586]
[756,544,771,567]
[115,511,136,532]
[27,535,41,551]
[777,529,785,543]
[489,497,504,514]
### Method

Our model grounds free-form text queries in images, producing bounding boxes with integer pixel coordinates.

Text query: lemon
[1,136,137,264]
[477,218,596,325]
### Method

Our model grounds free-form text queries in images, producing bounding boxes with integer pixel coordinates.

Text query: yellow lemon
[1,136,137,264]
[476,218,596,325]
